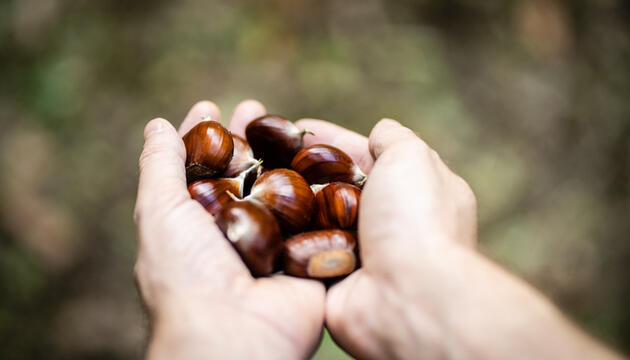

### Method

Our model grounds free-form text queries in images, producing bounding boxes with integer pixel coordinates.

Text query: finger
[178,100,222,136]
[359,119,441,259]
[325,270,384,360]
[136,118,192,223]
[370,118,464,181]
[228,99,267,138]
[368,118,425,160]
[294,119,373,173]
[363,119,477,252]
[249,276,326,353]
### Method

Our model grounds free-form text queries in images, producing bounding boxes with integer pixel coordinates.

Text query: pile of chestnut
[185,115,365,279]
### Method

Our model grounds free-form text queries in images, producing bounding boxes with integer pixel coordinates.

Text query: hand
[134,100,325,360]
[297,118,621,360]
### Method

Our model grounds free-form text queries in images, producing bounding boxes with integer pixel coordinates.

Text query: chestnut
[222,134,260,178]
[187,178,242,216]
[216,201,283,276]
[247,169,315,234]
[183,119,234,180]
[291,144,367,187]
[245,115,312,168]
[312,182,361,230]
[283,230,357,278]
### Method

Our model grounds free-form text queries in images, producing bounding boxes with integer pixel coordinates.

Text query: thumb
[136,118,190,222]
[359,119,445,264]
[369,118,427,160]
[134,118,251,286]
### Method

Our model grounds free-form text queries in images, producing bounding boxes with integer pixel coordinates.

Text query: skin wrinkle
[157,295,302,360]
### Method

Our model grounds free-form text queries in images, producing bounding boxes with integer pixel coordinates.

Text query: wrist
[414,245,621,360]
[362,243,620,360]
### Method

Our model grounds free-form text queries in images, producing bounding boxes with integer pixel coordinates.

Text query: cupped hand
[305,118,619,360]
[134,100,325,360]
[292,117,477,359]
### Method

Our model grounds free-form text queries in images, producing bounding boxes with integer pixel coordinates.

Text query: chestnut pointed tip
[301,128,315,137]
[355,170,368,187]
[291,144,366,187]
[310,183,328,194]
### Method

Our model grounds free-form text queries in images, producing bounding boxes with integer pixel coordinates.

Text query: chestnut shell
[312,182,361,230]
[222,134,259,178]
[215,201,283,277]
[248,169,315,234]
[291,144,366,187]
[284,230,357,278]
[188,178,242,215]
[245,115,309,169]
[183,120,234,181]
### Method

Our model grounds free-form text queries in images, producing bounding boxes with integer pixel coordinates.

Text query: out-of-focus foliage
[0,0,629,359]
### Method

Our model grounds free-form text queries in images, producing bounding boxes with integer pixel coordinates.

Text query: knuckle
[381,139,432,164]
[133,203,142,225]
[430,148,443,163]
[133,262,146,293]
[133,262,142,282]
[457,176,477,210]
[133,262,152,304]
[138,145,162,169]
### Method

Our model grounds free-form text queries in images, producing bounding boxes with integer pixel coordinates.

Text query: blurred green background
[1,0,629,359]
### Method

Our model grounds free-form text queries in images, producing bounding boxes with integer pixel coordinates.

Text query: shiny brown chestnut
[246,169,315,234]
[284,230,357,278]
[215,201,283,276]
[187,178,242,216]
[312,182,361,230]
[222,134,260,178]
[291,144,367,187]
[183,120,234,180]
[245,115,312,168]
